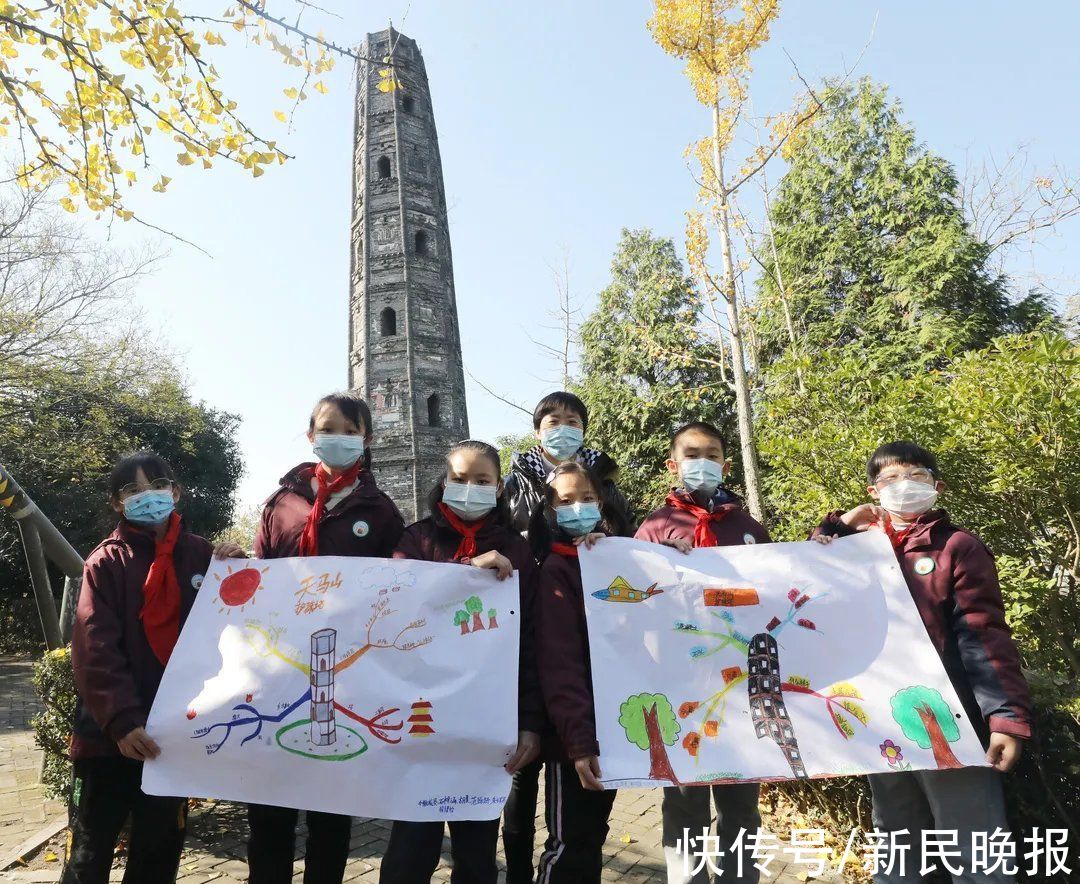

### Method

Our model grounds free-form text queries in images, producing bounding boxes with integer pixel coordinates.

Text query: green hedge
[32,646,76,801]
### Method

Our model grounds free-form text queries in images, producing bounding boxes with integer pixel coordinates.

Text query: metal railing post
[0,463,85,647]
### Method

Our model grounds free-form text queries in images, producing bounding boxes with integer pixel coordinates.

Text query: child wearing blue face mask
[503,391,635,540]
[529,462,616,884]
[501,392,633,883]
[66,452,212,884]
[379,440,543,884]
[635,422,769,884]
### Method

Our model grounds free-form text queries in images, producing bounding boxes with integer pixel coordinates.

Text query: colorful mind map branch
[677,665,747,759]
[780,676,870,739]
[191,593,428,759]
[765,587,827,636]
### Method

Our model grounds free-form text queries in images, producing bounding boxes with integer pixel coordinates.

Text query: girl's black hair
[426,440,511,527]
[108,451,176,499]
[527,460,611,561]
[310,392,374,469]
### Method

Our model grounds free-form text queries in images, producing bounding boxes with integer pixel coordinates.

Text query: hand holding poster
[143,555,519,821]
[580,533,987,787]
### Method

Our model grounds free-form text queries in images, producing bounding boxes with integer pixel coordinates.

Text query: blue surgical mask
[123,490,175,525]
[442,482,498,521]
[555,502,601,537]
[540,425,584,462]
[680,458,726,494]
[313,434,365,469]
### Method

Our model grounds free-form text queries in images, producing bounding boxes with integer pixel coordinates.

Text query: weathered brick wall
[348,29,469,524]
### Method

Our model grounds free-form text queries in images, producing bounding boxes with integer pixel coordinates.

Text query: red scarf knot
[882,515,913,551]
[665,492,729,548]
[299,462,362,557]
[139,511,182,666]
[437,502,487,561]
[550,542,579,558]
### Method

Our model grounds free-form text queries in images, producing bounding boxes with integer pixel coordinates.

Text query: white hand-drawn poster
[143,556,520,821]
[580,533,987,788]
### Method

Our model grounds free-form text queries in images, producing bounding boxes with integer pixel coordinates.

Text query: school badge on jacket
[352,520,370,538]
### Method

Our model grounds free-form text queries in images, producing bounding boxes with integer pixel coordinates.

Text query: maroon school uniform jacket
[392,511,544,733]
[535,549,599,762]
[70,520,212,759]
[255,463,404,559]
[812,509,1033,742]
[635,488,771,547]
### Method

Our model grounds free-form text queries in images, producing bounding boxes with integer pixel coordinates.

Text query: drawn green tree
[891,686,962,769]
[619,693,681,783]
[465,596,485,632]
[488,608,498,629]
[454,610,470,635]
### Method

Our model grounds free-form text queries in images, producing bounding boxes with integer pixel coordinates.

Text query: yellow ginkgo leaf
[273,110,287,123]
[313,81,327,94]
[283,87,298,100]
[59,197,77,213]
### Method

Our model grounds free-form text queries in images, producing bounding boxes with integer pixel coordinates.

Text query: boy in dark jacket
[501,391,634,883]
[67,452,212,884]
[812,441,1031,884]
[635,422,766,884]
[503,391,635,538]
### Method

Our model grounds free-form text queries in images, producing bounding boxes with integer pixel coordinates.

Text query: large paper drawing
[143,556,520,821]
[581,533,987,788]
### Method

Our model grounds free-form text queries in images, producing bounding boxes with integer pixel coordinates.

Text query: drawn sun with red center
[214,564,269,614]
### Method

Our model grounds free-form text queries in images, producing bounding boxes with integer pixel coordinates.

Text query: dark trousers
[535,761,616,884]
[661,783,761,883]
[502,758,543,884]
[380,818,500,884]
[247,803,352,884]
[61,755,187,884]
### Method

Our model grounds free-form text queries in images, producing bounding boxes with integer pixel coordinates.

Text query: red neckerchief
[550,542,579,558]
[299,462,362,557]
[665,492,729,548]
[437,502,487,561]
[882,514,914,550]
[139,512,182,666]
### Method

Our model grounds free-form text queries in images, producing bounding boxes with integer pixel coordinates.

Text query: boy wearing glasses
[812,441,1031,884]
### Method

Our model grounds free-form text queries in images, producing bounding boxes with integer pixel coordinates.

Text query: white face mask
[877,479,939,518]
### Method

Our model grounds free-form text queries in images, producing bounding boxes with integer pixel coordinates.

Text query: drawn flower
[880,740,904,765]
[787,588,800,602]
[678,701,700,719]
[704,720,719,738]
[689,646,707,659]
[796,618,816,630]
[682,731,701,757]
[794,594,811,609]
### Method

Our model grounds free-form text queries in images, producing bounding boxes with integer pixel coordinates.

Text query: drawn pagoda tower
[747,632,806,778]
[310,629,337,746]
[348,28,469,522]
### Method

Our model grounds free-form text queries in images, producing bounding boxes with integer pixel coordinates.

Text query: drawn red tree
[619,693,681,784]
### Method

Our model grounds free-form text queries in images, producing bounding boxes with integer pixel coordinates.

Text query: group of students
[63,389,1032,884]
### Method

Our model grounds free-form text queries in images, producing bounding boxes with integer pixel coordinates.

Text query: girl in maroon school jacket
[67,451,212,884]
[530,461,617,884]
[216,391,404,884]
[379,439,541,884]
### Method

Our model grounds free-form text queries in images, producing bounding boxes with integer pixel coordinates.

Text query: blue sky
[69,1,1080,511]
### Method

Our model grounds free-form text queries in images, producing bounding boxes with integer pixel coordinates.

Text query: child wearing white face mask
[380,440,543,884]
[634,422,768,884]
[812,440,1032,884]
